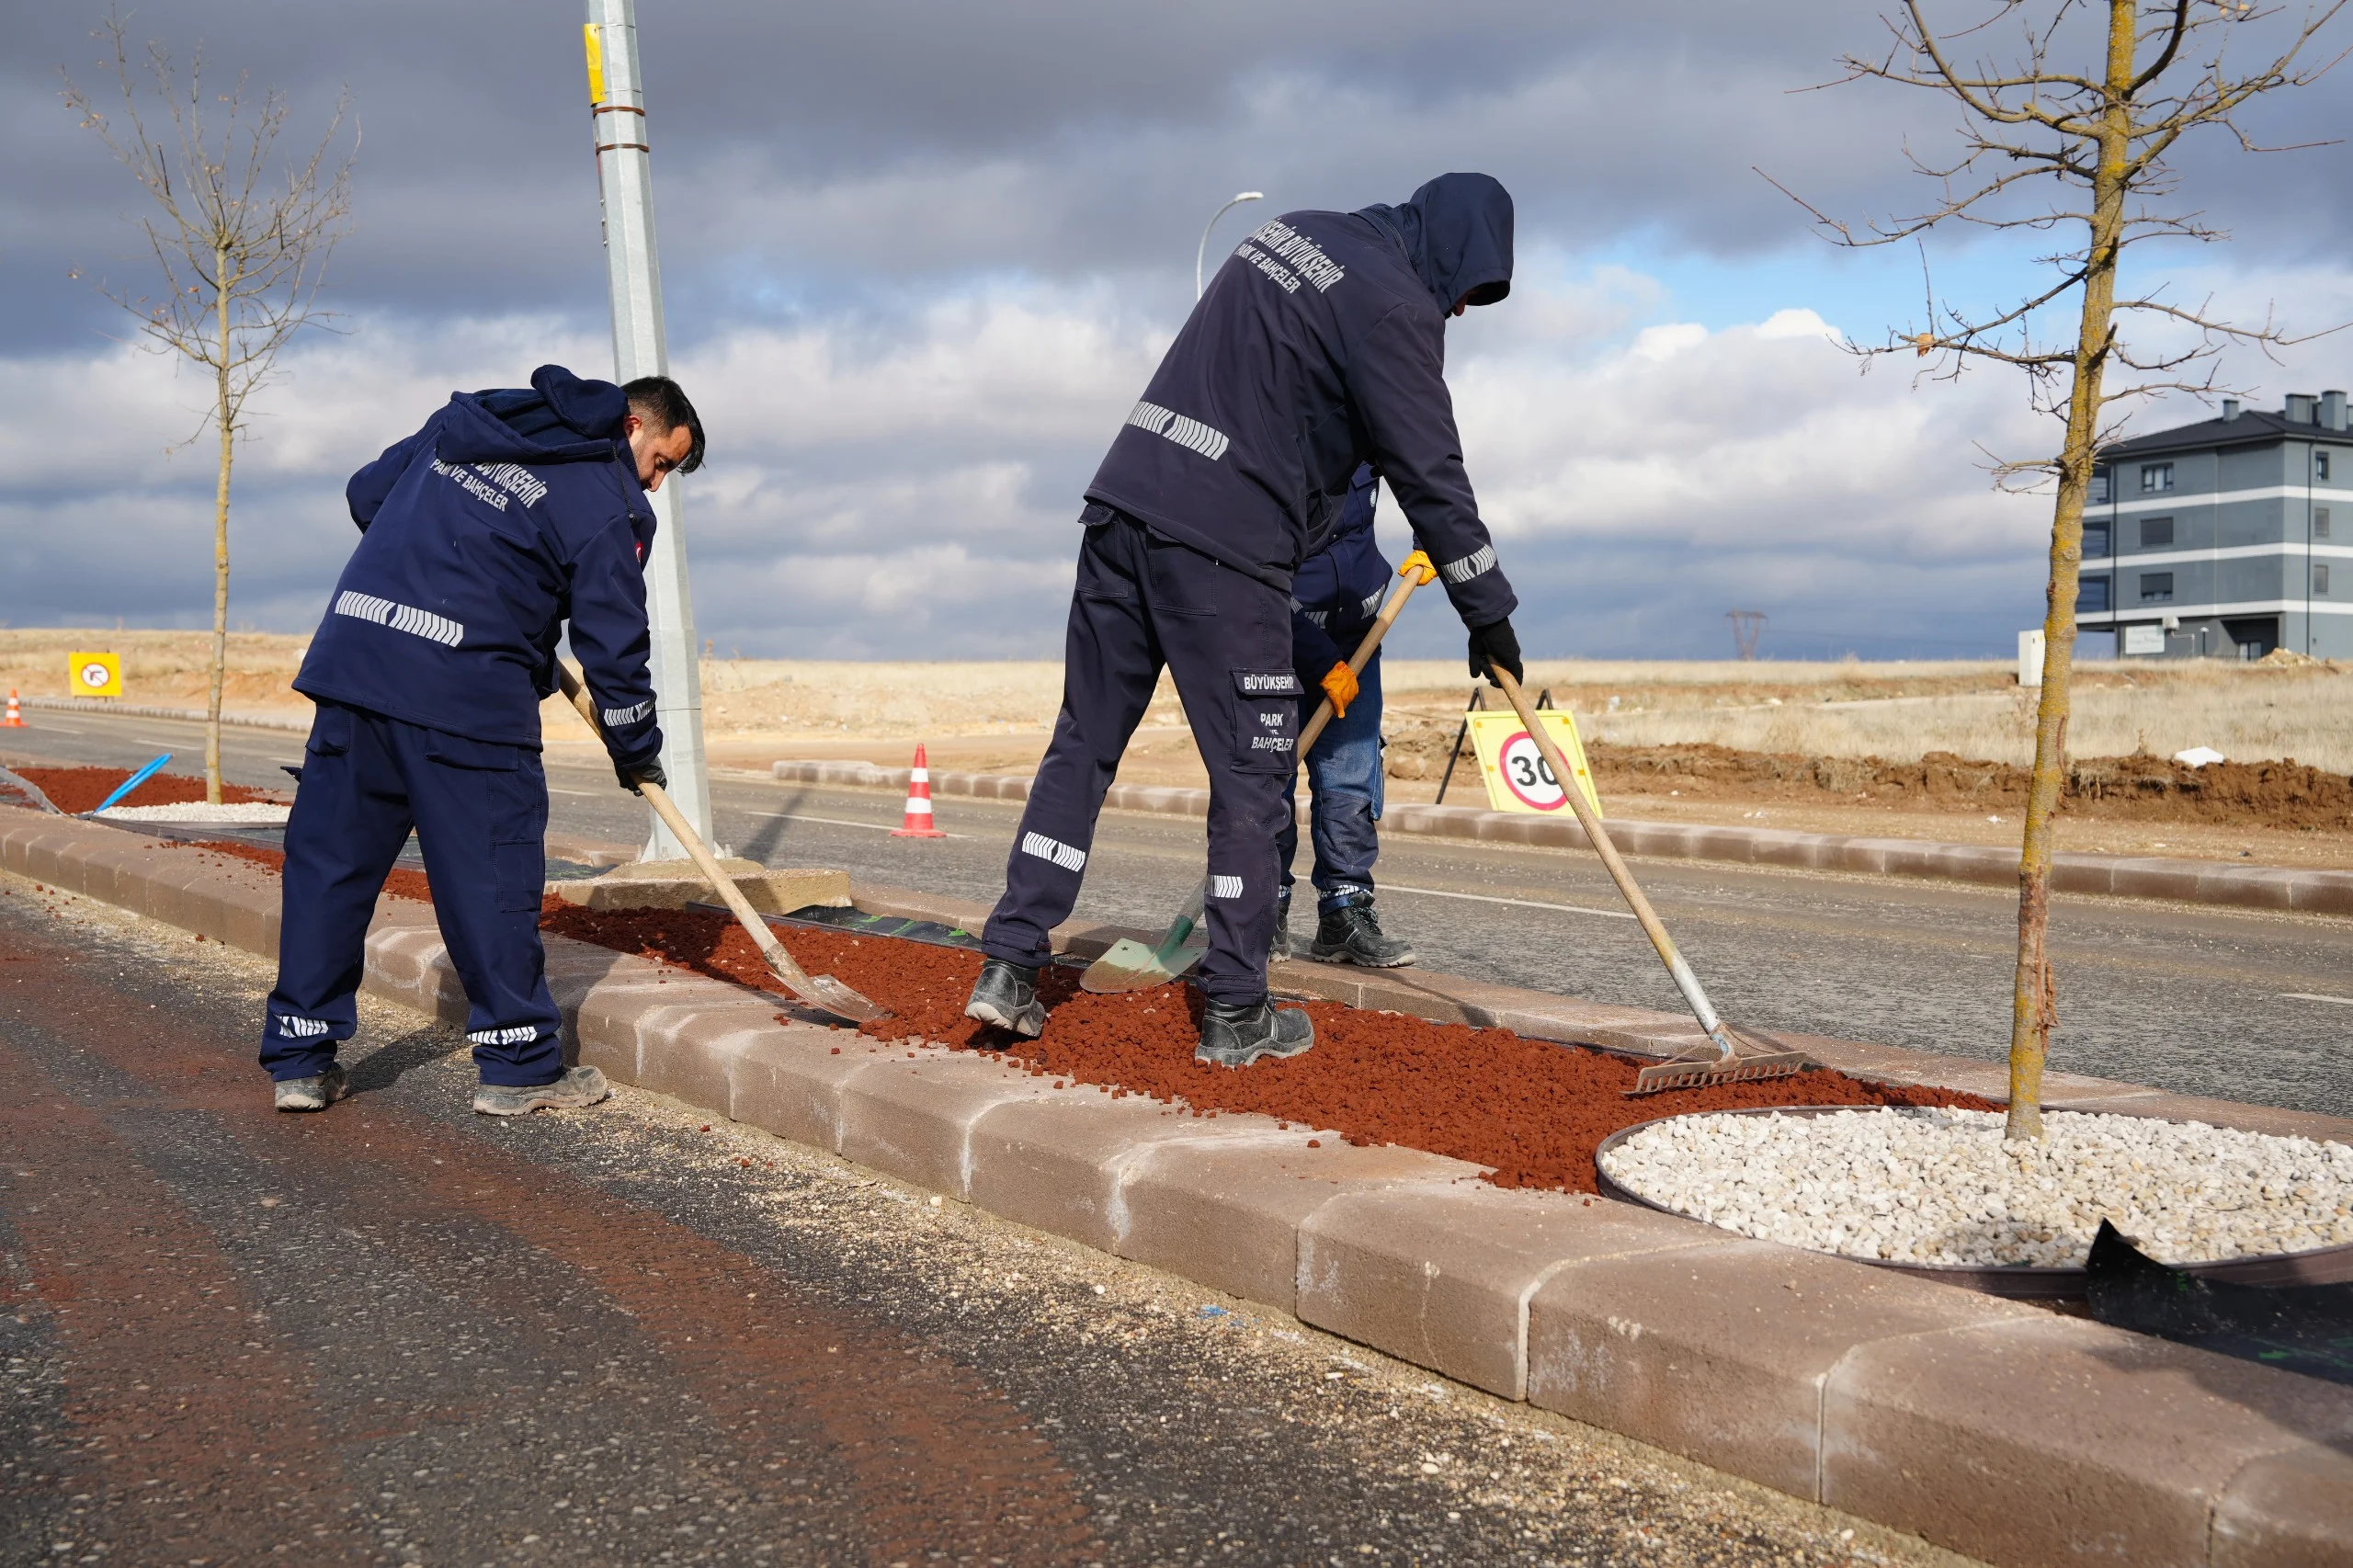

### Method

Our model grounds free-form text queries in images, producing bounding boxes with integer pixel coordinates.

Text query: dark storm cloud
[13,1,2343,355]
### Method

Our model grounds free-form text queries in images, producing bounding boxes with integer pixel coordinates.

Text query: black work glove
[617,756,668,795]
[1468,617,1523,686]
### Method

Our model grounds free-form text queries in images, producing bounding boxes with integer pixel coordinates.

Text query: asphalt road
[10,706,2352,1118]
[0,879,1972,1568]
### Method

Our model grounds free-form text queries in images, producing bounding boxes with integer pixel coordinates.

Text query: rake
[1483,664,1813,1096]
[555,662,890,1027]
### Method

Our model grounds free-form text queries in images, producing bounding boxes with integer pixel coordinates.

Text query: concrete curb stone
[11,804,2353,1568]
[779,758,2353,915]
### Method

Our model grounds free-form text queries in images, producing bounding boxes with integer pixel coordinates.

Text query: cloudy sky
[6,1,2348,661]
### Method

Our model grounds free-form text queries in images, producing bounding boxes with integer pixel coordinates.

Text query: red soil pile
[10,764,278,815]
[176,838,432,903]
[538,903,1994,1193]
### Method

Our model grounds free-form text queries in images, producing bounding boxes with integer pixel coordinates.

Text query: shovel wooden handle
[1295,550,1437,757]
[1486,664,1733,1055]
[552,663,832,1006]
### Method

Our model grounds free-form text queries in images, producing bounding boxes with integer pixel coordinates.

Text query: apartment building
[2081,390,2352,659]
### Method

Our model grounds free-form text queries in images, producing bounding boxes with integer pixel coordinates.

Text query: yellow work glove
[1399,549,1438,586]
[1320,660,1359,719]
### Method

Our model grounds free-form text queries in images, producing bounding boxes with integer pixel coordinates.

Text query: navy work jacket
[1086,172,1517,631]
[292,364,665,771]
[1290,465,1392,682]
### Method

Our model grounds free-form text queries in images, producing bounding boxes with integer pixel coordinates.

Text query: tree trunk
[2006,0,2135,1140]
[207,248,233,806]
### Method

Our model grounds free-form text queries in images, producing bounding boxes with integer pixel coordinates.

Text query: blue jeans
[1278,651,1382,915]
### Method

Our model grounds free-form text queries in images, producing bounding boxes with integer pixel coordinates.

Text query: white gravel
[1599,1107,2353,1268]
[97,801,291,824]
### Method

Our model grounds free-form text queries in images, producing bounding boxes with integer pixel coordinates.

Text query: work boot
[273,1062,348,1113]
[1308,901,1416,969]
[472,1065,610,1118]
[1270,892,1292,964]
[964,958,1046,1039]
[1195,999,1314,1069]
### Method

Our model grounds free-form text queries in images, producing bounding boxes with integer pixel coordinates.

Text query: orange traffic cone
[2,690,23,728]
[892,744,948,838]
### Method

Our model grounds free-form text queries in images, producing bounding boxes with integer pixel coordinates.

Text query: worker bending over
[1276,462,1415,969]
[261,364,701,1116]
[967,173,1523,1068]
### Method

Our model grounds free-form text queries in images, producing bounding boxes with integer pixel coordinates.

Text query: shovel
[1081,550,1439,994]
[1483,664,1812,1095]
[554,663,890,1027]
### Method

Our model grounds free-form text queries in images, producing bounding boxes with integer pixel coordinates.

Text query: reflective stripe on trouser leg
[983,517,1163,967]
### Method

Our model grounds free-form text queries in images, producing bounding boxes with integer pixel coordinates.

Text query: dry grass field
[7,629,2346,865]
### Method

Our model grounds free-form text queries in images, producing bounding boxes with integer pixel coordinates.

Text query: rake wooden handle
[552,663,830,1005]
[1486,664,1733,1056]
[1294,551,1437,757]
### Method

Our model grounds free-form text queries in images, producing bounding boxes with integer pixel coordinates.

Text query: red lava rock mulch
[7,764,278,814]
[173,838,434,904]
[538,903,1995,1193]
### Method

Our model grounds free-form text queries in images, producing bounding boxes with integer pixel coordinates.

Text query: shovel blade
[1081,937,1184,994]
[790,970,892,1026]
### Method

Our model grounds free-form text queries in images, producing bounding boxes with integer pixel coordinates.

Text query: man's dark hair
[623,376,704,474]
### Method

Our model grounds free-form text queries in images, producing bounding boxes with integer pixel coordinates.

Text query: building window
[2079,575,2110,613]
[2318,507,2333,540]
[2088,472,2110,505]
[2140,462,2174,494]
[2083,522,2109,556]
[2320,452,2334,482]
[2140,517,2174,549]
[2320,563,2334,596]
[2140,572,2175,603]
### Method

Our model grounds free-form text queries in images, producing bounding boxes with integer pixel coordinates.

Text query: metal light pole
[583,0,714,860]
[1196,191,1264,300]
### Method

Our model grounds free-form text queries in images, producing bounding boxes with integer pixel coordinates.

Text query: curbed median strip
[769,757,2353,916]
[6,805,2349,1568]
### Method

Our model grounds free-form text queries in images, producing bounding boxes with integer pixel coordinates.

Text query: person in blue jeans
[1275,464,1415,968]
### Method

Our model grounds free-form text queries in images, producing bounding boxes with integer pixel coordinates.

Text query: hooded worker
[260,364,702,1117]
[966,173,1523,1067]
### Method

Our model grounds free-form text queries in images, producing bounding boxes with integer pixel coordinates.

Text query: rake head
[1628,1026,1815,1097]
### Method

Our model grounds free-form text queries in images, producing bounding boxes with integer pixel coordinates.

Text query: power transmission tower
[1725,610,1767,661]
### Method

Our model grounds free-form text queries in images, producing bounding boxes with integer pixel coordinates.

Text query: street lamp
[1196,191,1264,299]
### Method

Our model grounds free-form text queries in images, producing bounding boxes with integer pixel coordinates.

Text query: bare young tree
[1775,0,2344,1139]
[62,9,355,802]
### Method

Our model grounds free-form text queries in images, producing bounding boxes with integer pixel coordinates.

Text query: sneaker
[963,958,1046,1039]
[472,1065,610,1118]
[1195,999,1314,1068]
[1308,901,1416,968]
[273,1062,348,1113]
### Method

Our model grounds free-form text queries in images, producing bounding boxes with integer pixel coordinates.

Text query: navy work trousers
[1279,649,1383,915]
[983,512,1297,1006]
[261,700,563,1086]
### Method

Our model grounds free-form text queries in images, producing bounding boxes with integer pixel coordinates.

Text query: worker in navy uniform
[261,365,702,1116]
[965,173,1524,1067]
[1275,462,1415,969]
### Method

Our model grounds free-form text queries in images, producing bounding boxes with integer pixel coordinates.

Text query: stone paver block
[835,1047,1051,1199]
[636,998,790,1108]
[2211,1443,2353,1568]
[563,977,681,1083]
[966,1093,1241,1253]
[1117,1135,1472,1314]
[1527,1238,2031,1498]
[205,874,281,957]
[1822,1312,2353,1568]
[727,1028,876,1152]
[1299,1182,1718,1400]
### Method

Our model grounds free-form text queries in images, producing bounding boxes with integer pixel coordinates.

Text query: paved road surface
[0,879,1967,1567]
[9,707,2350,1117]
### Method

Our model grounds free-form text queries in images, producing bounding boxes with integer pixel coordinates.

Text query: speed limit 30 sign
[1463,709,1604,818]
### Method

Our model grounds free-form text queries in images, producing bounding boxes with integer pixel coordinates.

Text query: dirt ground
[17,630,2348,866]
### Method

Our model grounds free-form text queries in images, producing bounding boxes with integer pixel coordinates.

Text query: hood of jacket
[436,363,632,467]
[1356,173,1514,312]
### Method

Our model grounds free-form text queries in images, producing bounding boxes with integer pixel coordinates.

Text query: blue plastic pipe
[91,753,172,814]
